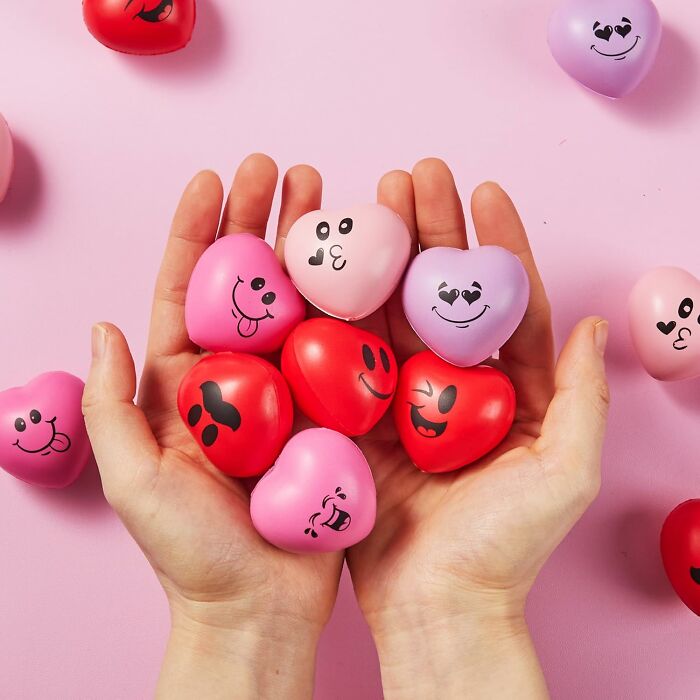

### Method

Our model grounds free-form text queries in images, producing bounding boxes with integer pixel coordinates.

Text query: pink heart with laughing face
[284,204,411,321]
[0,372,92,488]
[0,113,13,203]
[629,267,700,381]
[185,233,306,354]
[250,428,377,553]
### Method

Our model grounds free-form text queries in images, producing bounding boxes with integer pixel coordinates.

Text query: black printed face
[591,17,640,60]
[432,280,490,328]
[125,0,174,23]
[408,380,458,439]
[307,218,353,272]
[304,487,351,538]
[187,381,242,447]
[358,343,394,400]
[11,409,71,457]
[656,297,700,351]
[231,276,277,338]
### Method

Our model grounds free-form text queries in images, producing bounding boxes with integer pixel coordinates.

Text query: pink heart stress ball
[250,428,377,554]
[403,246,529,367]
[548,0,661,98]
[185,233,305,354]
[0,372,92,488]
[0,113,14,202]
[284,204,411,321]
[629,267,700,381]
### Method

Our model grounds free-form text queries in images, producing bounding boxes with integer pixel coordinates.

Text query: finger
[274,164,323,262]
[83,324,160,510]
[219,153,278,238]
[471,182,555,425]
[412,158,467,250]
[147,170,223,359]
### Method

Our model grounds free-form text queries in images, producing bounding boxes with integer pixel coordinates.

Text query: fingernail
[594,320,609,356]
[91,324,107,359]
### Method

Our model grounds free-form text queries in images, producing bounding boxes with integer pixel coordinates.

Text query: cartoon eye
[679,298,694,319]
[187,405,203,427]
[202,424,218,447]
[251,277,265,291]
[30,410,42,424]
[362,344,376,370]
[593,22,613,41]
[339,218,353,235]
[14,418,26,432]
[262,292,276,305]
[379,347,391,372]
[438,385,457,414]
[615,21,632,38]
[316,222,330,241]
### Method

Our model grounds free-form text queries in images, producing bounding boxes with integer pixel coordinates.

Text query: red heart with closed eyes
[394,350,515,473]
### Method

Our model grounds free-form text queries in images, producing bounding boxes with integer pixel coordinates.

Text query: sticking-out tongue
[238,316,260,338]
[417,426,438,438]
[50,432,72,453]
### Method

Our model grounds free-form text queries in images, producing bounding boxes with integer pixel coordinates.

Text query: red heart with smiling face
[83,0,196,55]
[281,318,398,437]
[394,351,515,473]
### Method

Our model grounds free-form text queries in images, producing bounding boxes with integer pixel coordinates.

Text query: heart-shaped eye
[615,23,632,38]
[657,320,677,336]
[462,289,482,305]
[593,22,613,41]
[438,288,460,305]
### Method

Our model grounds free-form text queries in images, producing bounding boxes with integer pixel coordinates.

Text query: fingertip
[412,157,450,180]
[236,153,279,183]
[378,169,412,198]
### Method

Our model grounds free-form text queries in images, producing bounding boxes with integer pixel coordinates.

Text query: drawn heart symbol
[661,500,700,616]
[0,113,13,203]
[548,0,661,98]
[0,373,92,488]
[250,428,376,553]
[177,353,293,477]
[629,267,700,381]
[284,204,411,320]
[83,0,196,55]
[402,245,529,367]
[394,351,515,473]
[185,234,305,354]
[281,318,398,437]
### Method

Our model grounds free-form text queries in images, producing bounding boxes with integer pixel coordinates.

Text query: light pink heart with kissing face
[0,372,92,488]
[0,113,14,203]
[629,267,700,381]
[284,204,411,321]
[250,428,377,553]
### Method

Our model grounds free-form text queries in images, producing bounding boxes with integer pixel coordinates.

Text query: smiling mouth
[591,35,640,60]
[409,404,447,438]
[231,277,274,338]
[322,504,352,532]
[12,418,71,456]
[358,373,392,400]
[432,304,490,328]
[673,327,691,351]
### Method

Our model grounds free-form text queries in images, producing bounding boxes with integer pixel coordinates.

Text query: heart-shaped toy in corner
[186,234,306,355]
[83,0,196,55]
[177,353,293,478]
[250,428,376,553]
[660,500,700,616]
[0,372,92,488]
[548,0,661,98]
[281,318,398,437]
[629,267,700,381]
[284,204,412,321]
[0,113,14,203]
[394,351,515,474]
[402,246,529,367]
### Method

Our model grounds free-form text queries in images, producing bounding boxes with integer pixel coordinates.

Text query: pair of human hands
[82,154,609,699]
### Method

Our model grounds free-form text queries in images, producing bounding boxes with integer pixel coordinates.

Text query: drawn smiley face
[231,275,277,338]
[307,217,354,272]
[125,0,174,23]
[432,280,490,329]
[408,381,457,439]
[591,16,641,60]
[12,409,71,457]
[656,296,699,351]
[304,487,352,539]
[358,343,394,400]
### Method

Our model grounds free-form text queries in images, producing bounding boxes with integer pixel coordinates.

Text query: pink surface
[0,1,698,697]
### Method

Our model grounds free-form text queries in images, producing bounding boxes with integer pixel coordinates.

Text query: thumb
[82,323,160,509]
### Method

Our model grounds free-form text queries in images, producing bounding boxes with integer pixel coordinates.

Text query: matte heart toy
[0,113,13,203]
[250,428,376,553]
[629,267,700,381]
[83,0,196,55]
[284,204,411,321]
[281,318,398,437]
[394,351,515,473]
[177,353,293,477]
[186,234,305,355]
[548,0,661,98]
[0,372,92,488]
[660,500,700,616]
[403,246,529,367]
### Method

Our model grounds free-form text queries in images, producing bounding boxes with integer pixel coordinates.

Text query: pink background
[1,1,699,697]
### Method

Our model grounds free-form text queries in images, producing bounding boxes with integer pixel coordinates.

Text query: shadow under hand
[0,136,43,231]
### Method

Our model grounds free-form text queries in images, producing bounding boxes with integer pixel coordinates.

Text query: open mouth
[231,277,274,338]
[358,373,392,400]
[322,504,352,532]
[691,567,700,585]
[127,0,174,22]
[409,404,447,438]
[673,327,691,351]
[12,418,71,456]
[591,35,640,60]
[432,304,490,328]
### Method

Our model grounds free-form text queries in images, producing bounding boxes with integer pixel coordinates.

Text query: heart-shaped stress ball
[0,373,92,488]
[0,113,13,203]
[185,234,305,354]
[250,428,376,553]
[548,0,661,98]
[394,351,515,473]
[177,353,293,477]
[660,500,700,616]
[403,246,529,367]
[284,204,411,321]
[83,0,196,55]
[629,267,700,381]
[281,318,398,437]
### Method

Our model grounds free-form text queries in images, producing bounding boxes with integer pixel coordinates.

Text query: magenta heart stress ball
[403,246,529,367]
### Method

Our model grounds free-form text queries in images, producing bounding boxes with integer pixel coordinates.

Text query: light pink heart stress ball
[548,0,661,98]
[250,428,377,554]
[283,204,411,321]
[0,113,14,202]
[0,372,92,488]
[185,233,305,354]
[629,267,700,381]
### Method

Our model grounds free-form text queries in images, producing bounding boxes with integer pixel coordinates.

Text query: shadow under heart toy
[177,353,293,477]
[394,351,515,473]
[0,113,13,203]
[186,233,305,355]
[283,204,411,321]
[0,372,92,488]
[250,428,376,553]
[403,245,529,367]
